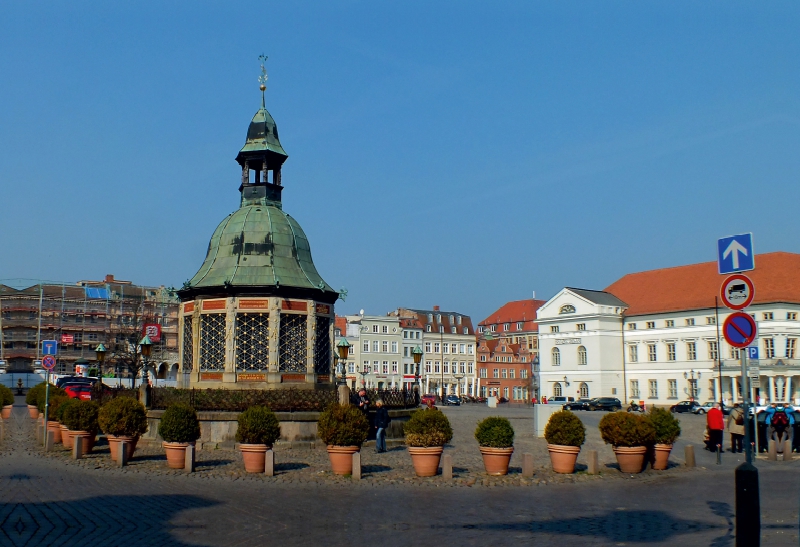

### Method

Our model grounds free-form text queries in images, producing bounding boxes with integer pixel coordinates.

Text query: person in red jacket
[707,402,725,452]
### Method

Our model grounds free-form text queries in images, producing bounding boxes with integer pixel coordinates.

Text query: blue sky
[1,2,798,322]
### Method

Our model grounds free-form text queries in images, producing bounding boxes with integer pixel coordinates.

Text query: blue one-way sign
[717,233,754,274]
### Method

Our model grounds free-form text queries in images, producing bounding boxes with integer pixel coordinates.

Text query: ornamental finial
[258,54,268,106]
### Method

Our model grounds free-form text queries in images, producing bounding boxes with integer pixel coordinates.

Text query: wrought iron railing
[349,388,419,409]
[151,387,338,412]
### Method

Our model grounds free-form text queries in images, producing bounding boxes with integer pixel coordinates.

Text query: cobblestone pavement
[1,399,798,546]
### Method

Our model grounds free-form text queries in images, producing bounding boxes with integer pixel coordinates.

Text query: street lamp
[139,335,153,387]
[412,346,423,393]
[95,343,106,375]
[335,338,350,385]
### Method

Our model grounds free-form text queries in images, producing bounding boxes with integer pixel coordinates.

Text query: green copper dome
[235,106,288,164]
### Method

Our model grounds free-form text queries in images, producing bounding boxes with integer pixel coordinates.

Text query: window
[708,341,718,361]
[425,363,431,373]
[463,328,469,334]
[520,368,528,379]
[706,316,716,325]
[451,344,457,354]
[630,380,640,398]
[788,312,798,320]
[467,364,473,374]
[730,346,740,359]
[363,341,369,352]
[668,379,678,398]
[685,318,695,326]
[390,341,398,353]
[459,344,465,354]
[628,323,637,330]
[553,382,562,397]
[436,314,441,323]
[763,312,774,320]
[504,323,510,331]
[509,368,515,379]
[480,368,487,378]
[403,347,409,357]
[788,338,797,359]
[646,321,655,329]
[764,338,775,358]
[449,315,454,324]
[576,323,586,331]
[629,345,638,363]
[688,379,698,399]
[550,326,559,333]
[493,368,499,378]
[577,345,587,365]
[577,382,588,398]
[517,322,523,330]
[434,343,440,353]
[372,341,379,352]
[501,369,507,378]
[665,320,674,328]
[427,313,433,322]
[443,344,449,354]
[451,327,457,334]
[348,346,354,355]
[503,387,509,399]
[425,325,432,332]
[480,355,486,362]
[490,325,497,332]
[382,325,388,333]
[348,363,355,373]
[468,344,474,354]
[382,362,389,374]
[458,316,462,325]
[439,326,444,333]
[382,341,388,352]
[403,331,408,339]
[648,380,658,399]
[434,362,440,373]
[648,344,657,362]
[372,325,379,333]
[552,347,561,366]
[443,362,449,373]
[667,343,676,361]
[687,342,697,361]
[373,361,379,372]
[424,342,431,353]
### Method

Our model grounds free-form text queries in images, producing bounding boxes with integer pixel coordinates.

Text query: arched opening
[169,363,179,380]
[553,382,563,397]
[157,363,167,380]
[578,346,587,365]
[579,382,589,398]
[552,347,561,366]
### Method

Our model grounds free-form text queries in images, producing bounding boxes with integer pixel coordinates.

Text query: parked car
[587,397,622,411]
[420,394,437,406]
[670,400,701,413]
[63,384,94,401]
[563,398,591,411]
[547,396,575,405]
[444,394,461,406]
[692,402,731,416]
[56,376,97,389]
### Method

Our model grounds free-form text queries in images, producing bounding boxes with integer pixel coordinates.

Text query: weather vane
[258,54,268,90]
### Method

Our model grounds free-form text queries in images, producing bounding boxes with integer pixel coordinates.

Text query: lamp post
[139,335,153,388]
[94,344,106,393]
[684,369,701,400]
[412,346,423,394]
[335,338,350,386]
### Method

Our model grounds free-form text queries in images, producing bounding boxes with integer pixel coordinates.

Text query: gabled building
[476,334,533,402]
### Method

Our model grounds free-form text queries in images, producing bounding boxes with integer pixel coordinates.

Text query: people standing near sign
[727,403,745,453]
[707,403,725,452]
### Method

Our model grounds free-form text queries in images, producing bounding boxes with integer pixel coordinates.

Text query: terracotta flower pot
[479,446,514,476]
[61,425,74,449]
[2,405,12,419]
[163,441,192,469]
[239,444,269,473]
[408,446,444,477]
[326,445,360,475]
[614,446,648,473]
[71,431,97,454]
[548,444,581,474]
[28,405,39,419]
[652,443,672,470]
[46,421,62,444]
[107,435,139,462]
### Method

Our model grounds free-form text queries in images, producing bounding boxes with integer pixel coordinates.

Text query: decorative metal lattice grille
[182,317,194,371]
[314,316,331,374]
[235,313,269,371]
[279,313,307,372]
[199,314,225,371]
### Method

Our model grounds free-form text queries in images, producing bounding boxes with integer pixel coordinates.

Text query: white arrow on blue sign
[717,233,755,274]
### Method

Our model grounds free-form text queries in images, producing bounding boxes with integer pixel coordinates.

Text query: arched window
[578,345,587,365]
[553,382,563,397]
[552,347,561,366]
[579,382,589,398]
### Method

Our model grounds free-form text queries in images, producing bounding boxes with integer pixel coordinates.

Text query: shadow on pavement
[0,494,218,547]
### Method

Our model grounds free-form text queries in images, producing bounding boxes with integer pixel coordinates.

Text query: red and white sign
[61,334,74,344]
[720,274,755,310]
[143,323,162,342]
[42,355,56,370]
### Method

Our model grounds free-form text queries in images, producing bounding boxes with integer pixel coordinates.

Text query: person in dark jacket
[357,388,370,415]
[374,399,390,453]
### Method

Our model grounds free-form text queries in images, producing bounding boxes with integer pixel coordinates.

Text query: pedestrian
[542,396,548,404]
[374,399,390,453]
[707,402,725,453]
[727,403,745,453]
[357,388,370,415]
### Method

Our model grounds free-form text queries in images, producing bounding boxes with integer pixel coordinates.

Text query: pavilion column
[787,376,794,404]
[769,376,776,402]
[191,306,201,382]
[305,301,316,382]
[223,297,237,382]
[268,298,281,381]
[713,377,720,402]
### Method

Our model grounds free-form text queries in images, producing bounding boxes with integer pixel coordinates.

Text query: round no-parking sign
[723,312,757,348]
[42,355,56,370]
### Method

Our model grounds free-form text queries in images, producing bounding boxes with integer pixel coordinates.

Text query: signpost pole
[43,370,49,447]
[741,351,751,465]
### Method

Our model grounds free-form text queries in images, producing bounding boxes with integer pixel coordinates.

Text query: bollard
[36,423,43,444]
[442,454,453,480]
[184,444,195,473]
[72,436,84,460]
[587,449,599,474]
[265,449,274,476]
[735,462,760,546]
[522,453,534,478]
[684,445,696,467]
[767,440,777,461]
[716,445,722,465]
[0,419,4,442]
[783,441,792,461]
[352,451,361,480]
[118,440,128,467]
[45,429,54,452]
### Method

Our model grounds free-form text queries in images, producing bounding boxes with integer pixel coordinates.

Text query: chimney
[105,274,115,283]
[433,305,440,311]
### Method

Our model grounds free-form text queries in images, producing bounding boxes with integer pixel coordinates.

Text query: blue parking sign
[747,346,758,360]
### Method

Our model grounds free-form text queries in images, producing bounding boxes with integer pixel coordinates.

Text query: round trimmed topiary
[474,416,515,448]
[236,406,281,446]
[649,406,681,445]
[55,398,78,423]
[0,385,14,406]
[404,408,453,448]
[158,403,201,443]
[317,404,370,447]
[36,387,67,413]
[25,382,46,406]
[544,410,586,447]
[41,394,69,420]
[63,400,100,434]
[598,411,655,447]
[99,397,148,437]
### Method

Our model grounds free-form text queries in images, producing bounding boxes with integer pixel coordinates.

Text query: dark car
[692,402,731,416]
[587,397,622,411]
[563,398,591,411]
[670,400,701,413]
[444,394,461,406]
[55,376,97,389]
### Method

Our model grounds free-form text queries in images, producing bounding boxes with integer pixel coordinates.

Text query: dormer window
[439,326,444,333]
[516,322,523,330]
[426,325,432,332]
[436,314,442,322]
[504,323,510,331]
[451,327,457,334]
[449,315,455,323]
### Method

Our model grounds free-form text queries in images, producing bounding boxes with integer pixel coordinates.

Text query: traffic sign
[717,233,754,274]
[42,355,56,370]
[720,274,755,310]
[42,340,58,355]
[723,312,758,348]
[747,346,759,360]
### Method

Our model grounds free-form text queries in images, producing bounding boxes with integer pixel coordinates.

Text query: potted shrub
[39,393,69,444]
[99,397,148,462]
[317,403,370,475]
[25,383,47,419]
[56,398,79,450]
[236,406,281,473]
[544,410,586,473]
[474,417,515,475]
[158,403,201,469]
[63,400,100,454]
[403,408,453,477]
[598,411,655,473]
[649,407,681,470]
[0,385,14,419]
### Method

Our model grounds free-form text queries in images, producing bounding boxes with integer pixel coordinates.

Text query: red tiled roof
[335,316,347,335]
[479,299,547,332]
[604,252,800,316]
